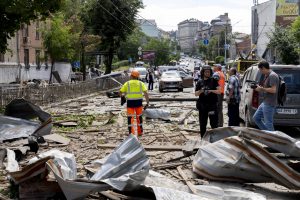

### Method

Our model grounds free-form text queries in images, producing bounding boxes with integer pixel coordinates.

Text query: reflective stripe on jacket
[126,80,143,100]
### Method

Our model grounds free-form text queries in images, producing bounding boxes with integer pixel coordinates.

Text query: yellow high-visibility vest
[121,80,144,100]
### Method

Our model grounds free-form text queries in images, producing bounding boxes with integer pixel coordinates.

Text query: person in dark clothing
[146,68,154,91]
[195,66,221,138]
[225,67,241,126]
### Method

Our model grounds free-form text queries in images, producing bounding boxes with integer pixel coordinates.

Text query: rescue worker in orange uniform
[120,70,149,136]
[213,64,225,127]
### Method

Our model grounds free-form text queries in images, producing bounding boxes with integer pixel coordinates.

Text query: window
[35,50,40,67]
[36,21,40,40]
[274,70,300,94]
[22,24,29,37]
[0,53,4,62]
[24,49,29,67]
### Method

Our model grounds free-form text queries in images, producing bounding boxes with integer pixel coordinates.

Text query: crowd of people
[119,60,279,138]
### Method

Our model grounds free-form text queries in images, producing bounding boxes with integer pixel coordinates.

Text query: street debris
[1,94,299,200]
[193,127,300,189]
[143,108,171,120]
[0,98,52,142]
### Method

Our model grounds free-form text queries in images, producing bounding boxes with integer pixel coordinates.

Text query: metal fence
[0,75,129,108]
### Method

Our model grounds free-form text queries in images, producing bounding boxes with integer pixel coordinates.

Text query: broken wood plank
[180,131,189,140]
[152,161,190,170]
[167,153,193,163]
[97,144,183,151]
[145,138,157,145]
[177,166,198,194]
[165,169,183,180]
[182,129,200,133]
[44,134,70,146]
[149,98,198,102]
[178,109,194,125]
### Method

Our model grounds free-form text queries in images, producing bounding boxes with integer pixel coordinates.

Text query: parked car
[239,65,300,127]
[159,71,183,92]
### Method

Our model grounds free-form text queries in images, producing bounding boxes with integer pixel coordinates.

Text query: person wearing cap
[213,64,225,127]
[195,66,221,138]
[120,70,149,136]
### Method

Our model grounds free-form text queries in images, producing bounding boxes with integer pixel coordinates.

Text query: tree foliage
[118,28,147,62]
[144,38,171,66]
[42,13,80,63]
[268,26,299,64]
[0,0,62,53]
[291,16,300,43]
[82,0,143,74]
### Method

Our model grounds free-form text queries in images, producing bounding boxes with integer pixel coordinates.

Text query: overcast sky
[139,0,270,34]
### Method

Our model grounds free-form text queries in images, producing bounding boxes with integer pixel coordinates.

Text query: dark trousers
[198,104,218,138]
[217,94,224,127]
[228,102,240,126]
[148,80,153,90]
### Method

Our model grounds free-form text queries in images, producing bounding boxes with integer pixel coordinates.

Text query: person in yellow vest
[213,64,225,127]
[120,70,149,136]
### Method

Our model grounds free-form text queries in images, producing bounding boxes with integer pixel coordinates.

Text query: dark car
[239,65,300,127]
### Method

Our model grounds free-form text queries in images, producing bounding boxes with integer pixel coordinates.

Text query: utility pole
[224,21,227,65]
[16,30,21,83]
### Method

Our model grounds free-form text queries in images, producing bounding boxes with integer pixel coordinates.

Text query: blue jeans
[253,102,276,131]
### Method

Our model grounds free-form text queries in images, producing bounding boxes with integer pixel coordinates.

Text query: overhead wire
[97,3,133,32]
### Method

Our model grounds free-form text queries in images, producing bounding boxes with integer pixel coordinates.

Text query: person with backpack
[253,61,279,131]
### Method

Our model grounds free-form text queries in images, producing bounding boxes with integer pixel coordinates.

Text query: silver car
[239,65,300,127]
[159,71,183,92]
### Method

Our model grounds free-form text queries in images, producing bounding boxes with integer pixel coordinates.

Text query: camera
[202,86,210,95]
[250,82,258,89]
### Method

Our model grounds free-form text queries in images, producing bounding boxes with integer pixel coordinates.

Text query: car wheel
[245,109,252,127]
[159,87,163,93]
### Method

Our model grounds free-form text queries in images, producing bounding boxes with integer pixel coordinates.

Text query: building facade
[137,19,161,38]
[252,0,299,62]
[177,19,203,54]
[0,21,49,67]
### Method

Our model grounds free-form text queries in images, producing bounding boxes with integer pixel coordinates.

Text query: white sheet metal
[143,109,171,120]
[91,134,150,191]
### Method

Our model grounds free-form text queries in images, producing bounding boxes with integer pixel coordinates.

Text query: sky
[139,0,270,34]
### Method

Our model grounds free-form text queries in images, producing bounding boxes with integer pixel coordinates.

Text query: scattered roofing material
[193,127,300,189]
[0,98,52,142]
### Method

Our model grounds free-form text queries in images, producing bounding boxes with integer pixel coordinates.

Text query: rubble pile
[1,93,300,199]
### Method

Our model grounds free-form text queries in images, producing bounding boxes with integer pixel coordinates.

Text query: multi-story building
[177,19,203,54]
[252,0,299,62]
[210,13,232,37]
[0,21,48,67]
[136,19,161,38]
[0,21,72,84]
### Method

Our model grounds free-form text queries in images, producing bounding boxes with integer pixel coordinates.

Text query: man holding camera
[195,66,221,137]
[253,61,279,131]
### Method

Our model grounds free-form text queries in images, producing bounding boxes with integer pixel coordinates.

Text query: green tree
[118,28,147,63]
[215,56,225,64]
[82,0,143,74]
[207,36,218,60]
[268,26,298,64]
[198,42,208,59]
[42,13,80,82]
[0,0,62,53]
[144,38,171,66]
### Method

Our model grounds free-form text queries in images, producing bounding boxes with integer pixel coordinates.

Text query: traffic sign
[138,46,142,51]
[203,39,209,45]
[138,50,142,56]
[224,44,230,50]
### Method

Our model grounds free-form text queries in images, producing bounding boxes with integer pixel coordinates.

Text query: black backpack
[277,75,287,106]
